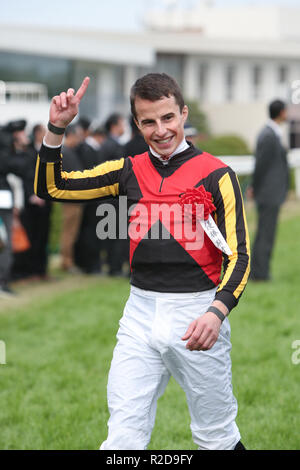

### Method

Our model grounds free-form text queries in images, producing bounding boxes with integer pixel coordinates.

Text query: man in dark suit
[250,99,289,281]
[60,125,83,272]
[124,116,148,158]
[74,125,106,274]
[99,113,126,276]
[99,113,125,162]
[22,123,52,281]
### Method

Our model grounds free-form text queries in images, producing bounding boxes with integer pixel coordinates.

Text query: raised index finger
[75,76,90,101]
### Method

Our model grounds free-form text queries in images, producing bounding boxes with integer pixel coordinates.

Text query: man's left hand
[181,311,222,351]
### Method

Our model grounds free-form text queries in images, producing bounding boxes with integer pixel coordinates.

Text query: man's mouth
[155,136,174,145]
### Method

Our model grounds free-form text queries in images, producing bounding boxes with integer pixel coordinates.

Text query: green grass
[0,200,300,450]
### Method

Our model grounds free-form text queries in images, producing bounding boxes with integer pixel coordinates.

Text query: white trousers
[100,285,240,450]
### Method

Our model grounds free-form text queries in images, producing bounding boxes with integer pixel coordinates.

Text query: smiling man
[34,73,250,450]
[131,75,188,159]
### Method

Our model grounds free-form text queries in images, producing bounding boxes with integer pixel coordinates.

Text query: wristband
[48,121,65,135]
[206,306,226,322]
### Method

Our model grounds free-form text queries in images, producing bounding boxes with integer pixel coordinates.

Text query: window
[199,63,208,101]
[0,51,73,99]
[278,65,288,84]
[225,64,235,101]
[252,65,262,100]
[155,54,184,88]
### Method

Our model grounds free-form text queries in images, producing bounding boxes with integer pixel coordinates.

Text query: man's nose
[155,121,167,137]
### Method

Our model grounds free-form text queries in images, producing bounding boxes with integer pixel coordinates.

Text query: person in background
[31,124,46,152]
[0,120,30,295]
[122,117,149,274]
[74,124,107,275]
[85,124,106,157]
[8,121,35,282]
[99,113,126,276]
[60,125,83,272]
[78,123,106,169]
[184,122,199,146]
[249,99,289,281]
[20,123,53,281]
[77,116,91,141]
[99,113,125,163]
[76,116,96,170]
[124,116,148,157]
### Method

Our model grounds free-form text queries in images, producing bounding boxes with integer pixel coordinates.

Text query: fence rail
[218,150,300,198]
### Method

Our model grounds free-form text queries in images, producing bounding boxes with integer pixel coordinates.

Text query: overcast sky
[0,0,299,31]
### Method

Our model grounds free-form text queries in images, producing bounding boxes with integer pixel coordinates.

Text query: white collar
[267,119,283,140]
[149,139,190,165]
[86,136,101,151]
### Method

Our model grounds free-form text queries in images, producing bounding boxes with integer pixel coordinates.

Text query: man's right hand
[49,76,90,128]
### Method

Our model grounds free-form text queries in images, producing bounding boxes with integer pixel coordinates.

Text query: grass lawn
[0,198,300,450]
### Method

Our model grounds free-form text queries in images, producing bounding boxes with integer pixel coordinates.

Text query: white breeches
[100,285,240,450]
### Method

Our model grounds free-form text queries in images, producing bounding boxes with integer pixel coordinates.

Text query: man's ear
[134,118,141,131]
[182,104,189,123]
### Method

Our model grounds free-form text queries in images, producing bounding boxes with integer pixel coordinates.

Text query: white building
[1,2,300,148]
[145,2,300,41]
[145,2,300,148]
[0,25,155,130]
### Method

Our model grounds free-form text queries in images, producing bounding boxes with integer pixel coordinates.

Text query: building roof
[145,32,300,60]
[1,23,300,63]
[0,24,154,66]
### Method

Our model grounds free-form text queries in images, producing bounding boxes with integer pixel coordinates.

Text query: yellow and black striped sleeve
[34,144,125,202]
[213,168,250,311]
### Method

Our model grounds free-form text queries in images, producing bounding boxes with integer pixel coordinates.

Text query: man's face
[134,95,188,157]
[13,130,30,150]
[280,108,288,123]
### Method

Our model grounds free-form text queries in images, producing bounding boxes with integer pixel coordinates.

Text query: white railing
[218,150,300,198]
[0,80,6,105]
[1,82,48,102]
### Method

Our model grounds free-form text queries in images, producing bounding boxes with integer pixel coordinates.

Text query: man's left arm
[182,169,250,351]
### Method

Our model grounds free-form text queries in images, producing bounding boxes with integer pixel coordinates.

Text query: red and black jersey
[35,142,250,312]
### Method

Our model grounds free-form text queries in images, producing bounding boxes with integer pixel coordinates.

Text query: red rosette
[179,185,216,221]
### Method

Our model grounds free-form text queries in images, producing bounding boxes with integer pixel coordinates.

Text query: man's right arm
[34,142,125,202]
[34,77,125,202]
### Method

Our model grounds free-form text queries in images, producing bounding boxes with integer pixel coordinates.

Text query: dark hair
[32,123,44,137]
[269,99,286,120]
[65,124,78,137]
[92,126,106,137]
[129,115,140,135]
[77,117,91,131]
[104,113,123,133]
[130,73,185,121]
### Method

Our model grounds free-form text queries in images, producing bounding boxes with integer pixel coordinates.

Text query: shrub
[185,100,210,135]
[198,134,251,156]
